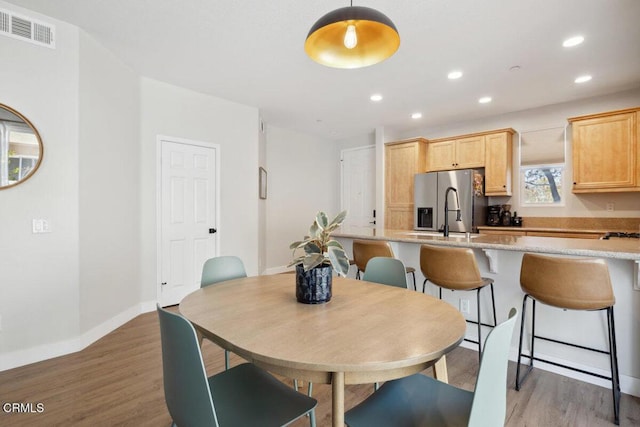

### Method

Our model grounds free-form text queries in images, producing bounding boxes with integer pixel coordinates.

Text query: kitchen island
[334,226,640,397]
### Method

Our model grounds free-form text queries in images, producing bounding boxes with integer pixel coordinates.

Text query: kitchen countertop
[477,226,607,235]
[334,226,640,260]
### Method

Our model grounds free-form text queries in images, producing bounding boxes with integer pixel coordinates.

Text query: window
[519,127,566,206]
[8,155,37,182]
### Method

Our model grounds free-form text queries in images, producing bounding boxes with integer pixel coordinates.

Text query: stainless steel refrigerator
[414,169,487,232]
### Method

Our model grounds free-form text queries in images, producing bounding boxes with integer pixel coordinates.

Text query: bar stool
[515,253,620,425]
[419,244,497,362]
[352,239,416,290]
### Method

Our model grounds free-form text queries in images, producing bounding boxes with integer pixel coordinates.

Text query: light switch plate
[32,219,51,233]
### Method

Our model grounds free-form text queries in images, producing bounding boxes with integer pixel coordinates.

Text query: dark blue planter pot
[295,264,332,304]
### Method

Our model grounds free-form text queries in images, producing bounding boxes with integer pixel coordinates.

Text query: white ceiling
[5,0,640,140]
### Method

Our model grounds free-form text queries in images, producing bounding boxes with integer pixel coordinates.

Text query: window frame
[518,126,567,207]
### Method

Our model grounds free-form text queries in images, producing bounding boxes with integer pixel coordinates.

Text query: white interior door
[341,146,376,227]
[159,138,218,306]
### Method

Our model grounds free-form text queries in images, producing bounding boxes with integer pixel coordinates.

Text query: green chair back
[157,305,219,427]
[201,255,247,287]
[344,308,518,427]
[468,307,518,427]
[362,257,408,289]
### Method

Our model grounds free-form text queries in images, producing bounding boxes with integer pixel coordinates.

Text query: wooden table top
[180,274,466,377]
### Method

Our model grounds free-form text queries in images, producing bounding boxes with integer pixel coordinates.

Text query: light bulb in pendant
[344,24,357,49]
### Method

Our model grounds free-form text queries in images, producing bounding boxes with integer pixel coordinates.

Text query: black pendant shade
[305,6,400,69]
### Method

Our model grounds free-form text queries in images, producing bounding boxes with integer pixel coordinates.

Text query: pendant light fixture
[305,1,400,69]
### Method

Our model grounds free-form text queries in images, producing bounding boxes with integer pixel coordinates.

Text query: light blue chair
[361,256,408,289]
[362,256,409,391]
[201,255,247,287]
[200,255,247,370]
[157,305,317,427]
[344,308,518,427]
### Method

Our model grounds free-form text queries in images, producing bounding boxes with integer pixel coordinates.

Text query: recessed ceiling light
[447,70,463,80]
[478,97,492,104]
[370,94,383,102]
[563,35,585,47]
[411,112,422,119]
[574,75,592,83]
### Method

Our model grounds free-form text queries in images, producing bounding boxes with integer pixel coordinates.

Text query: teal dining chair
[200,255,247,370]
[344,308,518,427]
[362,256,409,391]
[201,255,247,287]
[361,256,408,289]
[157,305,317,427]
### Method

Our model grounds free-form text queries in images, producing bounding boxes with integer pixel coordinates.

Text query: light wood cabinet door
[427,137,485,171]
[426,140,456,171]
[385,139,427,229]
[455,135,485,168]
[484,131,513,196]
[385,206,414,230]
[570,109,638,193]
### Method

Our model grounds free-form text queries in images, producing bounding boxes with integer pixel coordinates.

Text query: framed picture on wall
[259,167,267,199]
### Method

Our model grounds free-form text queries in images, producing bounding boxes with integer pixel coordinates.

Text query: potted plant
[289,210,350,304]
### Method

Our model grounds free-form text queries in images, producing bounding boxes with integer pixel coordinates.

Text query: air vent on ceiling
[0,8,55,48]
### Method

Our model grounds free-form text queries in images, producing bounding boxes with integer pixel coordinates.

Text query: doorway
[341,145,376,227]
[157,136,220,306]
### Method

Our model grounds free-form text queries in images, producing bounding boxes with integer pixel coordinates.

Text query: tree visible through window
[522,166,563,204]
[519,126,566,206]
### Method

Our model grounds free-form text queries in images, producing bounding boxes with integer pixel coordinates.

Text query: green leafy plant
[289,210,350,277]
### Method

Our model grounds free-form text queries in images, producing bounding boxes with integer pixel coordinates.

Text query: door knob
[209,228,217,234]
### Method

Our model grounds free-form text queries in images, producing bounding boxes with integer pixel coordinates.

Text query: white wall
[78,31,141,331]
[0,2,81,361]
[396,88,640,219]
[265,125,341,271]
[138,78,261,303]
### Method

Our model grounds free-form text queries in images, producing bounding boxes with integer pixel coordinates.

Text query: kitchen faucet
[443,186,462,237]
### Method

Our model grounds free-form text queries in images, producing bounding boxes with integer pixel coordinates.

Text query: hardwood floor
[1,309,638,426]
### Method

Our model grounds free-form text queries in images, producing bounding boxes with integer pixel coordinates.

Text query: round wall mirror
[0,103,43,190]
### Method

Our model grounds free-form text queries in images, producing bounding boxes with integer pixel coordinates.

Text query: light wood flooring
[1,308,638,426]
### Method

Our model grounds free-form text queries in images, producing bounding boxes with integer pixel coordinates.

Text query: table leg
[332,371,345,427]
[432,355,448,383]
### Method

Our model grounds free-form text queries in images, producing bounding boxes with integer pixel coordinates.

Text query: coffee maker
[487,205,501,226]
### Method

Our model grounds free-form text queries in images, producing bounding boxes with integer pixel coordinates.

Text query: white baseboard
[0,300,157,372]
[459,340,640,397]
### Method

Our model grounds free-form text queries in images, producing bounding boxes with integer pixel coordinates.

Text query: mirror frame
[0,103,44,190]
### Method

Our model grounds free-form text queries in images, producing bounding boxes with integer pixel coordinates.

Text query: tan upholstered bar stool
[419,244,497,362]
[516,253,620,425]
[352,239,416,290]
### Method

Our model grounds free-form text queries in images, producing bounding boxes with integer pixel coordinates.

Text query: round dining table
[180,273,466,427]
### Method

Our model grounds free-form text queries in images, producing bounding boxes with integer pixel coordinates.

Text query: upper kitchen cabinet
[484,130,515,196]
[385,138,428,229]
[569,108,640,193]
[426,135,485,171]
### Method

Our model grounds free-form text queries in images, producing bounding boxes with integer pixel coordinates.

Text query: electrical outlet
[460,299,470,314]
[606,203,615,212]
